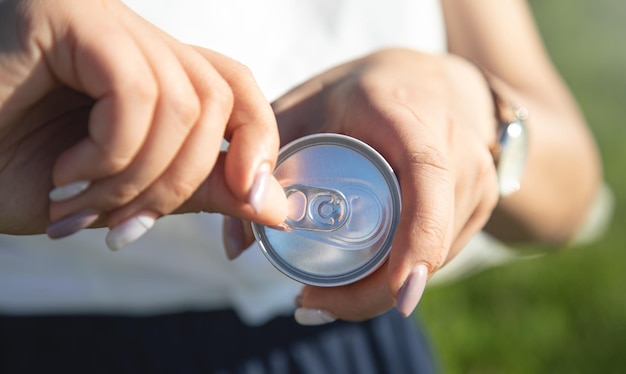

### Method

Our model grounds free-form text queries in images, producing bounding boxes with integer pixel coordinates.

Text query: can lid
[253,134,401,286]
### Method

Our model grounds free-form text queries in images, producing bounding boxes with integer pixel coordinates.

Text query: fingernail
[106,214,155,250]
[248,162,271,214]
[49,181,91,202]
[223,216,245,260]
[47,210,100,239]
[294,308,337,326]
[396,263,429,317]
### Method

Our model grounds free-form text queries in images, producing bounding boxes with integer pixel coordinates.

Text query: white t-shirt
[0,0,465,325]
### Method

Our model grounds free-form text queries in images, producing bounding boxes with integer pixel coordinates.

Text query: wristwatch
[493,106,529,196]
[481,68,529,196]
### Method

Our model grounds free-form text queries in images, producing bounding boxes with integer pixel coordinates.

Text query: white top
[125,0,447,101]
[1,0,530,326]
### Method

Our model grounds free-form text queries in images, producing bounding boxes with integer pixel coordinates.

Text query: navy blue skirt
[0,309,438,373]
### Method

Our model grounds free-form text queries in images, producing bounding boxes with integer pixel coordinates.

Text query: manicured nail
[248,162,271,214]
[49,181,91,202]
[105,214,155,250]
[223,216,245,260]
[47,210,100,239]
[396,263,429,317]
[294,308,337,326]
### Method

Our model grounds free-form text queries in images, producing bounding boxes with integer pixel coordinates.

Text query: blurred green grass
[417,1,626,373]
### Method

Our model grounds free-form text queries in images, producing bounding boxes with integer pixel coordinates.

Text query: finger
[450,169,499,257]
[192,47,285,215]
[54,19,232,225]
[389,153,455,317]
[104,47,286,226]
[338,102,456,317]
[176,153,288,225]
[99,143,284,250]
[100,95,228,249]
[50,31,215,223]
[437,119,500,260]
[296,262,396,322]
[49,14,158,187]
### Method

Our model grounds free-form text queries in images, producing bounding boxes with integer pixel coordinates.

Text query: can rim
[252,134,401,287]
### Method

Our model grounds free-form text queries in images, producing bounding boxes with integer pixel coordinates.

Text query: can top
[253,134,401,287]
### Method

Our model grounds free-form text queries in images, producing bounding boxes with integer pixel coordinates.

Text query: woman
[0,0,602,372]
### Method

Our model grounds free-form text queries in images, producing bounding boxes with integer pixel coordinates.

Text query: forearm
[442,0,603,244]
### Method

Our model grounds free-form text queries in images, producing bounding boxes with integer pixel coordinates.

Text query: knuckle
[104,183,142,207]
[412,213,448,268]
[126,78,159,105]
[219,60,255,88]
[97,152,134,175]
[164,92,201,130]
[414,212,447,246]
[165,177,197,203]
[407,144,451,182]
[228,61,254,80]
[205,79,234,116]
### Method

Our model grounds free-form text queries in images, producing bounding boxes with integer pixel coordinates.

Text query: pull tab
[284,184,348,232]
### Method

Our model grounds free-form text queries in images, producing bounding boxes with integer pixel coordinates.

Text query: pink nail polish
[294,308,337,326]
[47,210,100,239]
[105,214,155,250]
[223,216,245,260]
[396,263,429,317]
[49,181,91,202]
[248,163,271,214]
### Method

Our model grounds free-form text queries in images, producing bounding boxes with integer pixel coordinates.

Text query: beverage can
[252,134,401,287]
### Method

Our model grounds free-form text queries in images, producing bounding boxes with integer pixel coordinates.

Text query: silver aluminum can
[252,134,401,287]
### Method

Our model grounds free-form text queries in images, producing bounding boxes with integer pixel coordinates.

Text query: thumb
[177,152,288,226]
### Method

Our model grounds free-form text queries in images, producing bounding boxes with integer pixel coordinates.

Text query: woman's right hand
[0,0,287,246]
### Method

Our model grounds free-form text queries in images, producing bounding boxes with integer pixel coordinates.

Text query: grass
[417,1,626,372]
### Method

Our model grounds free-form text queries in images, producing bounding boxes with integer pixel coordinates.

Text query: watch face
[497,118,528,196]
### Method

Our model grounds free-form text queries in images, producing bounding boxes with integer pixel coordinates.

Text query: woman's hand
[270,49,501,322]
[0,0,287,246]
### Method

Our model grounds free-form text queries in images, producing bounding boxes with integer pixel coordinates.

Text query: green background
[418,1,626,373]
